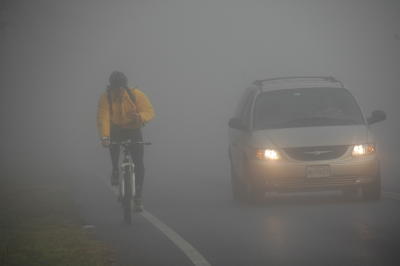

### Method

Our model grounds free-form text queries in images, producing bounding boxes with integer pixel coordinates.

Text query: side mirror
[367,110,386,125]
[229,118,246,130]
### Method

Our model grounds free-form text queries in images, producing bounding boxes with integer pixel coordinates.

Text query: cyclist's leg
[109,125,121,184]
[109,145,120,171]
[129,128,145,199]
[130,143,145,199]
[131,144,144,212]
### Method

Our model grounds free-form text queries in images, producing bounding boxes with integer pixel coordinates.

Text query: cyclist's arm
[135,89,155,124]
[97,94,111,138]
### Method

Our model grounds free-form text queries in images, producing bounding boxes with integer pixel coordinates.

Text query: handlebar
[110,140,152,146]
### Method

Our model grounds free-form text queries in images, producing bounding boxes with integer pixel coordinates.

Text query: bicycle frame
[110,140,151,223]
[119,145,135,200]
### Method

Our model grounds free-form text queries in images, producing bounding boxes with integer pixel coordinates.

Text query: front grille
[284,145,349,161]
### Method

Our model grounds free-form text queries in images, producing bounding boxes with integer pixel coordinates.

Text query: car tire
[240,160,265,204]
[341,188,358,199]
[230,164,243,202]
[362,175,381,201]
[229,153,245,202]
[245,183,265,204]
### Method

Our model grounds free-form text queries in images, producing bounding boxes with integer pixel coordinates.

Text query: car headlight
[256,149,281,160]
[352,144,375,156]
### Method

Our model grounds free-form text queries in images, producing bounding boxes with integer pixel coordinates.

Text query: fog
[1,0,399,192]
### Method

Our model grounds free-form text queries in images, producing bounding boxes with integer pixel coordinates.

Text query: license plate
[306,165,330,178]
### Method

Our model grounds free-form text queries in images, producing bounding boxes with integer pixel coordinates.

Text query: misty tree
[0,0,14,32]
[0,0,8,31]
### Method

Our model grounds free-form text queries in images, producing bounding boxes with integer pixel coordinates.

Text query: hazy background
[1,0,399,191]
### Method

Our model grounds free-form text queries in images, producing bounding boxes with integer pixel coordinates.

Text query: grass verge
[0,170,114,266]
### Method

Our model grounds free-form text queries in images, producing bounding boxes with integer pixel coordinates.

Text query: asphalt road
[73,166,400,266]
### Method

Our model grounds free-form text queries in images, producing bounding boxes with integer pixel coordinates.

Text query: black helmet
[109,71,128,89]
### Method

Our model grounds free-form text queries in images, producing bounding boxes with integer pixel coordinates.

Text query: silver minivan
[228,76,386,202]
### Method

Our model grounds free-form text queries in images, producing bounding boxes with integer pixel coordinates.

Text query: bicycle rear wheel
[122,166,133,224]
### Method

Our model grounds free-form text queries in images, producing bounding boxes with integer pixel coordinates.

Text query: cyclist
[97,71,155,212]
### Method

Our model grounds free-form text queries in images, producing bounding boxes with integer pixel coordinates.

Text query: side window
[234,88,255,118]
[234,90,250,118]
[240,90,256,129]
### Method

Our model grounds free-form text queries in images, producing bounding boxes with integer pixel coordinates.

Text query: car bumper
[248,156,379,192]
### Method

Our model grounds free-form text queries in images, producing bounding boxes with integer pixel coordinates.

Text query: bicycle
[111,139,151,224]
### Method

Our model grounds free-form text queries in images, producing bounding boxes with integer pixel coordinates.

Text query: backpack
[107,87,136,116]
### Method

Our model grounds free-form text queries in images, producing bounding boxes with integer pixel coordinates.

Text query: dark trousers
[110,125,145,198]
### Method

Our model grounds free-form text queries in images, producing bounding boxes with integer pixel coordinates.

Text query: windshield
[253,87,365,130]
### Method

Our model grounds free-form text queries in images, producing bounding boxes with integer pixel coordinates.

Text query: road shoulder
[0,170,115,266]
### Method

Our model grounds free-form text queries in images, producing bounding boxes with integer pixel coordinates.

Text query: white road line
[105,181,211,266]
[383,191,400,201]
[141,210,211,266]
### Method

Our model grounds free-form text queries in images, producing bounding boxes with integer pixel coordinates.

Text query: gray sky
[1,0,399,180]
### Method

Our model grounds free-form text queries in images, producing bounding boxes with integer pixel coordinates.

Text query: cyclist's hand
[101,137,110,147]
[128,111,142,124]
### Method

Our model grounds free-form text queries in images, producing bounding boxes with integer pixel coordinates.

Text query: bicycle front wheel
[122,166,133,224]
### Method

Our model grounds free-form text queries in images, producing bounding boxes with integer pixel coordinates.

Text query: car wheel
[341,187,358,199]
[230,164,243,202]
[241,161,265,204]
[245,183,265,204]
[229,153,245,202]
[362,175,381,201]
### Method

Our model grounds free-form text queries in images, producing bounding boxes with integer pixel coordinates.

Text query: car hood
[251,125,370,148]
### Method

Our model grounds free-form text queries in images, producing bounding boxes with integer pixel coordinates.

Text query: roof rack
[253,76,343,88]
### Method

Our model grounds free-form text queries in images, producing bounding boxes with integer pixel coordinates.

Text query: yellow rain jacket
[97,88,155,138]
